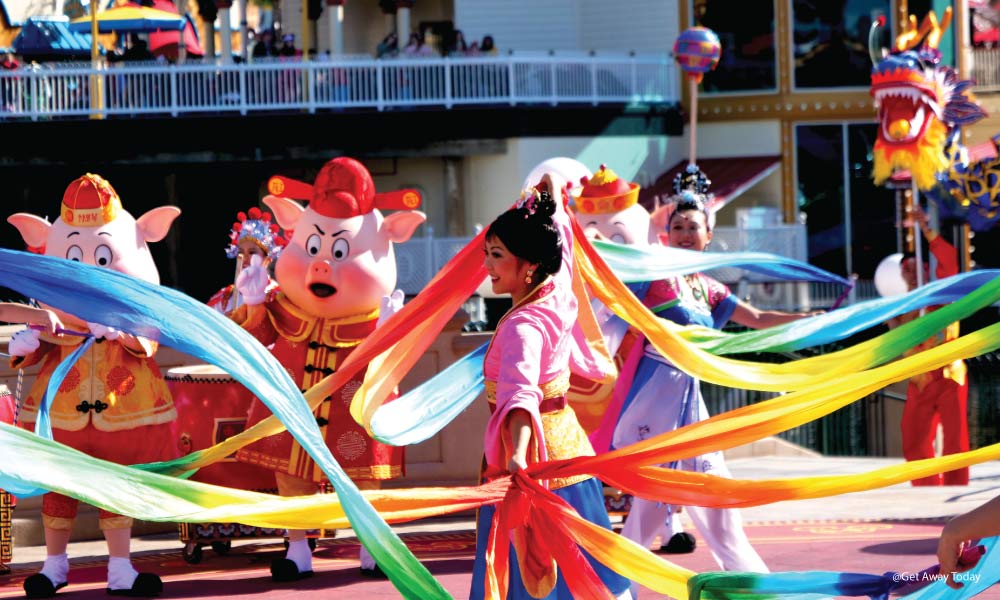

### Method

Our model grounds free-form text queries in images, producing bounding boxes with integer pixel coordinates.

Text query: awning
[887,140,999,188]
[147,0,203,59]
[12,16,94,58]
[639,155,781,211]
[68,4,186,34]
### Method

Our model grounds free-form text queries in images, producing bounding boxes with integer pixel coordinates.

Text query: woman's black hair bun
[529,189,557,219]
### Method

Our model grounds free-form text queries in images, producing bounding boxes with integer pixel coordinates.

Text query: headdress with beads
[225,207,288,259]
[664,163,717,231]
[672,163,713,204]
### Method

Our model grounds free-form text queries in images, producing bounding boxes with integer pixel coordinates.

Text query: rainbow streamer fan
[2,227,1000,599]
[0,248,449,599]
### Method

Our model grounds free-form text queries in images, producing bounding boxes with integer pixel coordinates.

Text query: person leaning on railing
[480,34,498,55]
[376,32,399,58]
[1,52,20,112]
[403,31,436,57]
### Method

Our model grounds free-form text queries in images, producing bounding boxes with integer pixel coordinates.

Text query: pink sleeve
[483,316,549,472]
[705,276,732,308]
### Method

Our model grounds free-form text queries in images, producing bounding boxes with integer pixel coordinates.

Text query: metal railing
[971,47,1000,92]
[704,224,809,290]
[394,234,471,296]
[703,383,892,456]
[0,54,679,121]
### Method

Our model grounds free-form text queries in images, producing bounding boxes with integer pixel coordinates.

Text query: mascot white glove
[87,322,121,341]
[235,254,270,306]
[377,289,405,326]
[8,328,41,357]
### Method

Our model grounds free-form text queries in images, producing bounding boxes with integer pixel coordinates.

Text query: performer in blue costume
[611,168,819,597]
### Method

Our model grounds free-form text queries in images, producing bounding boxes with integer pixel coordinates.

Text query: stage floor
[3,516,995,599]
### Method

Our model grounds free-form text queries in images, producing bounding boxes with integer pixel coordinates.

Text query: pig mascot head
[264,157,426,319]
[523,157,592,194]
[573,164,656,246]
[7,173,180,326]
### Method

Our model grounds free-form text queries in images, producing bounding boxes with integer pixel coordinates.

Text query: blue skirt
[469,476,630,599]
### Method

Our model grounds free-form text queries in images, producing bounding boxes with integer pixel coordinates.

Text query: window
[792,0,890,89]
[972,3,1000,48]
[694,0,777,93]
[795,123,896,278]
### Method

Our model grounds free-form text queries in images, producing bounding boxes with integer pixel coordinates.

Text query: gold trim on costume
[484,371,570,407]
[42,515,75,531]
[541,405,594,489]
[269,293,379,344]
[572,184,640,215]
[99,516,134,530]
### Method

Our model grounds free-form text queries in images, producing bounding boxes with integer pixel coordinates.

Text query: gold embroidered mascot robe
[233,292,404,483]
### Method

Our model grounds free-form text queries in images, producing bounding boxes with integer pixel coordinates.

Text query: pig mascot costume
[7,173,180,598]
[231,157,425,582]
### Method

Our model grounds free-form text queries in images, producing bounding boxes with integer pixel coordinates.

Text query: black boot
[106,572,162,597]
[360,564,388,579]
[659,532,697,554]
[23,573,67,599]
[270,558,314,582]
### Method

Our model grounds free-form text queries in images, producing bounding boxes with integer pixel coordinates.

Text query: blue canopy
[12,16,95,57]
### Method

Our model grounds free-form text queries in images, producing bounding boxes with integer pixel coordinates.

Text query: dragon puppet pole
[910,181,925,290]
[906,182,928,319]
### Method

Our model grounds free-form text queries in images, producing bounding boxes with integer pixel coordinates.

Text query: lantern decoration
[673,26,721,84]
[673,26,722,169]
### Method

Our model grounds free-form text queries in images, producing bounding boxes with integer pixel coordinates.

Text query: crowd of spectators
[107,34,157,64]
[450,31,497,57]
[376,29,498,58]
[250,30,300,60]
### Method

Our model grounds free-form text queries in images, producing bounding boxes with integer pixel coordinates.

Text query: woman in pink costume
[469,177,632,599]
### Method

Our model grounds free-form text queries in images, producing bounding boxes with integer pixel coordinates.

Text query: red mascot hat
[310,157,377,218]
[61,173,122,227]
[267,157,422,216]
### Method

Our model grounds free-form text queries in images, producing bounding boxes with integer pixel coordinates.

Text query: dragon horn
[868,15,886,64]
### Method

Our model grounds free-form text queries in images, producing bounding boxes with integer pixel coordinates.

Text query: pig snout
[307,260,337,298]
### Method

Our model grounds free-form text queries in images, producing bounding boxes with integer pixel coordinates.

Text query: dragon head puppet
[869,10,1000,231]
[870,9,986,191]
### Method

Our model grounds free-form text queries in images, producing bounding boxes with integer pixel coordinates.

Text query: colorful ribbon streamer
[0,248,449,599]
[2,233,999,600]
[593,238,851,287]
[3,424,1000,599]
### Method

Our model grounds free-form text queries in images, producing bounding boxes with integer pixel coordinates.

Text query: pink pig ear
[382,210,426,244]
[262,195,307,231]
[137,206,181,243]
[7,213,52,250]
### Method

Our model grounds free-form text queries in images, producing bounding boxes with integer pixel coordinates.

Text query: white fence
[971,48,1000,92]
[707,224,809,284]
[0,54,679,121]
